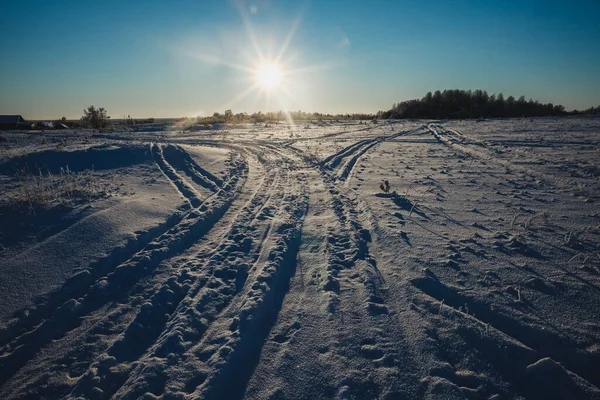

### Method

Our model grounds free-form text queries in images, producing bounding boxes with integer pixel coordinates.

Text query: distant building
[0,115,25,130]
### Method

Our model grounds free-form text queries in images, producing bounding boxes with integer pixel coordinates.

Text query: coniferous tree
[383,89,569,119]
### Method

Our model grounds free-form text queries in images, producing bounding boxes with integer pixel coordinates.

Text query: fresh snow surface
[0,118,599,399]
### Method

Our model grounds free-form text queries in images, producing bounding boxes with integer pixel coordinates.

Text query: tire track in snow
[151,143,203,208]
[282,140,393,314]
[27,148,271,399]
[319,127,423,186]
[244,161,416,399]
[100,147,308,399]
[0,145,239,351]
[316,144,435,398]
[262,159,394,395]
[319,180,380,311]
[0,146,240,345]
[337,128,425,184]
[0,149,248,390]
[320,127,413,169]
[426,124,565,188]
[49,145,295,399]
[162,144,222,191]
[1,131,509,399]
[187,176,308,400]
[411,275,600,389]
[283,123,378,146]
[322,139,373,169]
[67,164,282,399]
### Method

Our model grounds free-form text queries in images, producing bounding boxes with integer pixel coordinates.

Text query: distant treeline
[69,91,600,131]
[195,92,599,125]
[379,89,600,119]
[193,110,376,125]
[573,105,600,116]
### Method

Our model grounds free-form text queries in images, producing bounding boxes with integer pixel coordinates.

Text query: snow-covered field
[0,117,599,399]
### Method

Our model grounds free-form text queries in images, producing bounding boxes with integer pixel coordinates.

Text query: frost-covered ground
[0,117,599,399]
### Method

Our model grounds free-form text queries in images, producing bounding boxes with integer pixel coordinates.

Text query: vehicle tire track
[162,144,222,191]
[0,149,248,390]
[151,143,203,208]
[0,146,243,351]
[100,147,308,399]
[426,124,565,187]
[40,145,295,399]
[411,275,600,389]
[322,139,373,169]
[66,165,281,399]
[15,148,270,400]
[243,156,420,399]
[319,128,423,185]
[184,177,308,400]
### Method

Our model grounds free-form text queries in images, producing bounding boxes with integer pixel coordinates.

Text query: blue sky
[1,0,599,119]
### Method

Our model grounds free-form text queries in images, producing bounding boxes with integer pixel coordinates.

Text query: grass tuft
[3,164,106,211]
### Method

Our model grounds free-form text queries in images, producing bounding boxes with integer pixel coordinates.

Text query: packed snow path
[0,119,599,399]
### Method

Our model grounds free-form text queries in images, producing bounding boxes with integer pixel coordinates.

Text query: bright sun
[255,62,282,89]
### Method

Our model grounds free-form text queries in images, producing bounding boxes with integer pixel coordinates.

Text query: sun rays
[168,1,329,122]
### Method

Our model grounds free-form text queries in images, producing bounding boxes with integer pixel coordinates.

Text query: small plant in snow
[379,180,390,193]
[524,211,550,231]
[564,230,583,249]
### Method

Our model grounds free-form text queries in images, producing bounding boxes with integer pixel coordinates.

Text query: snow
[0,118,599,399]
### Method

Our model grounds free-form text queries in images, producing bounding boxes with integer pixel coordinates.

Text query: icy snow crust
[0,118,599,399]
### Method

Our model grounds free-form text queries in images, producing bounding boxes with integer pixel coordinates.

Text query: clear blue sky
[1,0,599,119]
